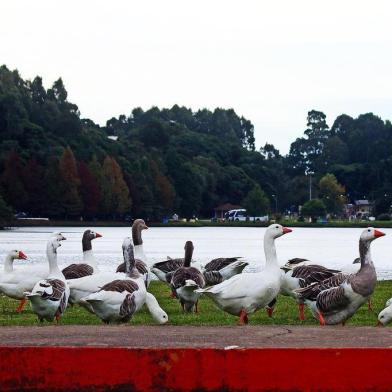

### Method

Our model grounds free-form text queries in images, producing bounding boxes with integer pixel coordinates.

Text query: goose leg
[368,298,373,312]
[266,307,274,318]
[55,314,61,324]
[237,309,248,325]
[298,303,305,321]
[318,311,326,326]
[16,298,27,313]
[195,301,199,314]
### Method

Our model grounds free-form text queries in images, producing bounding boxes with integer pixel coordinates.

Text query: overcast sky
[1,0,392,153]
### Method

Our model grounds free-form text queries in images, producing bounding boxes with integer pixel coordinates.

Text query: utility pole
[307,171,314,200]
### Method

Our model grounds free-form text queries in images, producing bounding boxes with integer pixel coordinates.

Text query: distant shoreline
[6,219,392,229]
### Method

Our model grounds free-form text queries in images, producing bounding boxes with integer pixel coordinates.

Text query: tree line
[1,64,391,224]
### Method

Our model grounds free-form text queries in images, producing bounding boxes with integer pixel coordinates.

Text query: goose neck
[46,243,61,277]
[4,254,13,273]
[134,245,146,263]
[264,235,278,267]
[359,239,373,268]
[83,249,97,268]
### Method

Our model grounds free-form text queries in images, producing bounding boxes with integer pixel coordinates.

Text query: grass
[0,280,391,327]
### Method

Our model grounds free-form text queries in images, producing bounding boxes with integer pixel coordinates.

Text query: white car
[226,209,268,222]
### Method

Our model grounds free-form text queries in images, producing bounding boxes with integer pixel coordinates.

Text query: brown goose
[295,227,385,325]
[83,238,148,324]
[62,229,102,279]
[280,264,341,320]
[171,241,205,312]
[116,219,150,287]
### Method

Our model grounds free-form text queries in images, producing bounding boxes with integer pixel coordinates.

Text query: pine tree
[79,161,101,218]
[58,147,82,218]
[101,156,131,218]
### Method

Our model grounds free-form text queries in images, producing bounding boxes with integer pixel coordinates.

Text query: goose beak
[18,251,27,260]
[376,320,384,327]
[143,224,149,230]
[374,230,385,238]
[95,232,103,238]
[282,227,292,235]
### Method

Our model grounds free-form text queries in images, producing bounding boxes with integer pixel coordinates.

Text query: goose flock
[0,221,390,327]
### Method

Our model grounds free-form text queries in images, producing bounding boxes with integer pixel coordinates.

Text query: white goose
[378,299,392,326]
[62,229,102,279]
[0,233,66,312]
[196,224,292,324]
[0,249,28,312]
[295,227,385,325]
[82,238,166,324]
[25,236,70,322]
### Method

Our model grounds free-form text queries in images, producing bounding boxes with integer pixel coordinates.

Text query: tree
[301,199,326,221]
[101,156,131,218]
[318,173,346,215]
[1,151,28,212]
[242,185,270,219]
[59,147,82,218]
[0,194,12,228]
[23,158,46,216]
[79,161,101,218]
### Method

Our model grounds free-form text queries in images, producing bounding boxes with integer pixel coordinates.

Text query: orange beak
[143,224,149,230]
[282,227,292,234]
[376,320,384,327]
[18,251,27,260]
[374,229,386,238]
[95,232,103,238]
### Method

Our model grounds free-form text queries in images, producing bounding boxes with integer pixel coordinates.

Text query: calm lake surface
[1,226,392,279]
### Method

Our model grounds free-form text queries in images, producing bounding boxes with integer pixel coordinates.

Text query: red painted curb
[1,347,392,391]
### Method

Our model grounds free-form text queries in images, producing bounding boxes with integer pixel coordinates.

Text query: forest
[1,64,392,224]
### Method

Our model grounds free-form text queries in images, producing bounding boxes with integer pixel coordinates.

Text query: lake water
[1,226,392,279]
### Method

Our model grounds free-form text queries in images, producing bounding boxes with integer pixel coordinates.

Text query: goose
[196,224,292,324]
[0,249,28,312]
[295,227,385,325]
[82,238,148,324]
[280,263,341,320]
[0,233,66,313]
[62,229,102,279]
[25,235,69,322]
[377,301,392,326]
[170,241,205,312]
[116,219,150,287]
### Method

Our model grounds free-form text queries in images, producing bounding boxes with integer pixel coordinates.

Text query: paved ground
[0,325,391,348]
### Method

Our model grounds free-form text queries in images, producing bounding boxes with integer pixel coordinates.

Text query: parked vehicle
[225,209,268,222]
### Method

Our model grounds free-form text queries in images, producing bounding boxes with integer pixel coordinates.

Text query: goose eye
[276,226,279,229]
[368,229,371,232]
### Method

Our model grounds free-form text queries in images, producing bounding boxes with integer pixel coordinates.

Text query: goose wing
[292,265,341,288]
[171,267,205,290]
[151,258,183,273]
[119,293,137,320]
[62,264,94,280]
[316,285,350,313]
[295,272,351,301]
[204,257,241,272]
[100,279,139,294]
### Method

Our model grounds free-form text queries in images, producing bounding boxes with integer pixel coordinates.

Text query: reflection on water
[0,226,391,279]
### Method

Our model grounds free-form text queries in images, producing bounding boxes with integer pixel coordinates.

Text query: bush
[377,213,391,221]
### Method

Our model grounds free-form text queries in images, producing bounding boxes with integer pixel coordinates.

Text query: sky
[1,0,392,153]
